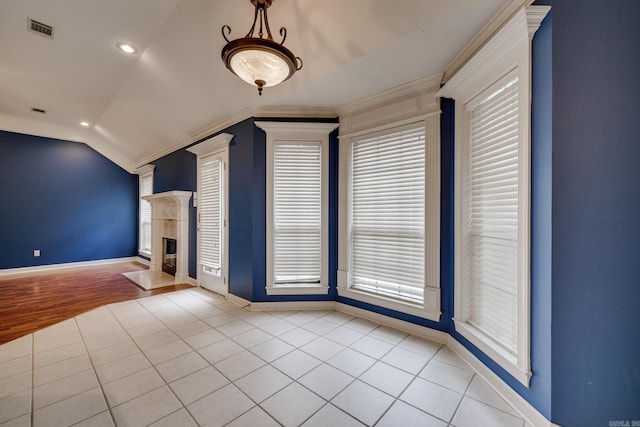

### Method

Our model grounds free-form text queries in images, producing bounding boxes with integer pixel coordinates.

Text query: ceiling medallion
[221,0,302,96]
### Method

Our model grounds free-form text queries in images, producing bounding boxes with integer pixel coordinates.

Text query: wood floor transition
[0,262,193,345]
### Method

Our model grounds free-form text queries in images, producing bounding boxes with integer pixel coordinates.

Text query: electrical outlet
[34,249,40,257]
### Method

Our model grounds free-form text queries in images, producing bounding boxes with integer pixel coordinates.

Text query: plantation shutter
[466,73,519,353]
[140,174,153,252]
[350,123,425,303]
[273,143,321,284]
[200,157,223,273]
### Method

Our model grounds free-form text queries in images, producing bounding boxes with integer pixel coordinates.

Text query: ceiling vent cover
[28,18,54,39]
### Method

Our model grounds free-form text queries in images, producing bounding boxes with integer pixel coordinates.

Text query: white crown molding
[442,0,536,84]
[134,164,155,176]
[337,73,442,138]
[252,107,338,120]
[437,6,550,103]
[0,257,139,277]
[186,132,234,158]
[255,121,339,135]
[336,72,442,117]
[134,107,337,169]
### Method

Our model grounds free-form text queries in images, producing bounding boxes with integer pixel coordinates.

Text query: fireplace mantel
[142,190,192,285]
[143,191,192,220]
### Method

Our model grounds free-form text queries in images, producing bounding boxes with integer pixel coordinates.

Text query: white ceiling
[0,0,515,171]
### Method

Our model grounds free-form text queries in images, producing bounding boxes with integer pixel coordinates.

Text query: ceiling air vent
[28,18,54,39]
[31,107,46,114]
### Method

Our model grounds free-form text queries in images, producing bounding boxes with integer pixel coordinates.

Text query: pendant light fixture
[221,0,302,95]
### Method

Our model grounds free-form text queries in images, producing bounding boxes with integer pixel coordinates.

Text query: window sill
[138,250,151,258]
[453,318,531,387]
[337,284,441,322]
[265,284,330,296]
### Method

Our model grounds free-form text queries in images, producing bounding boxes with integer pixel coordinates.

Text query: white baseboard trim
[250,300,336,312]
[226,293,251,308]
[335,302,449,345]
[447,339,556,427]
[183,277,197,287]
[136,256,150,267]
[0,257,140,277]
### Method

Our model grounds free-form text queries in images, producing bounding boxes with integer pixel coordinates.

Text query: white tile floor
[0,288,528,427]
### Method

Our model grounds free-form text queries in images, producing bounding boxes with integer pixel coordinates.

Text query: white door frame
[187,133,233,295]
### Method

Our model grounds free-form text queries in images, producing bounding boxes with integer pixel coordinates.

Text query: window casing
[437,6,549,386]
[338,111,441,322]
[137,166,154,256]
[258,121,338,295]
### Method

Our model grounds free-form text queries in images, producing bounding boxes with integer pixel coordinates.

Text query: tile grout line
[369,342,445,426]
[105,295,200,426]
[73,315,118,427]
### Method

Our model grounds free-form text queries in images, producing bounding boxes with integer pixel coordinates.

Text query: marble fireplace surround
[124,190,192,290]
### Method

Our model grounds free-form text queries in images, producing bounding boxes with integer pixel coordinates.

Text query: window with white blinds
[434,6,547,386]
[465,73,520,354]
[272,143,322,284]
[349,123,425,304]
[260,121,335,295]
[139,173,153,254]
[200,157,224,275]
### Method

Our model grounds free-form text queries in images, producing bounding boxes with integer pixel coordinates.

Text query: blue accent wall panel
[440,97,455,333]
[0,131,138,269]
[551,1,640,424]
[227,118,257,300]
[529,11,553,419]
[152,146,197,278]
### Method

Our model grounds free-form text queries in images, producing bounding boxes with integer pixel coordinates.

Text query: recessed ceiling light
[80,121,90,127]
[116,42,138,54]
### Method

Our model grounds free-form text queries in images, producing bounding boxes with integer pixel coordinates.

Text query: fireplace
[162,238,177,276]
[138,190,192,286]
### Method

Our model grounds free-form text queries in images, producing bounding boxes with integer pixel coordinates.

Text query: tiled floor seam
[445,372,477,426]
[72,315,119,427]
[105,298,200,426]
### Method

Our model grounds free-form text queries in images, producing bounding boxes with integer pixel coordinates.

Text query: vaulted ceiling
[0,0,519,171]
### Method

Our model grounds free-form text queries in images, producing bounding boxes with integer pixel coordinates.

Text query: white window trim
[256,121,338,296]
[437,5,550,387]
[337,113,441,321]
[187,133,233,293]
[135,164,155,258]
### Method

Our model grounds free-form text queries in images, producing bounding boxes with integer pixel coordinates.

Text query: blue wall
[0,130,138,269]
[551,0,640,424]
[529,10,553,419]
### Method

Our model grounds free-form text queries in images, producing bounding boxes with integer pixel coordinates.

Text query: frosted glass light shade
[230,49,291,88]
[222,37,300,95]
